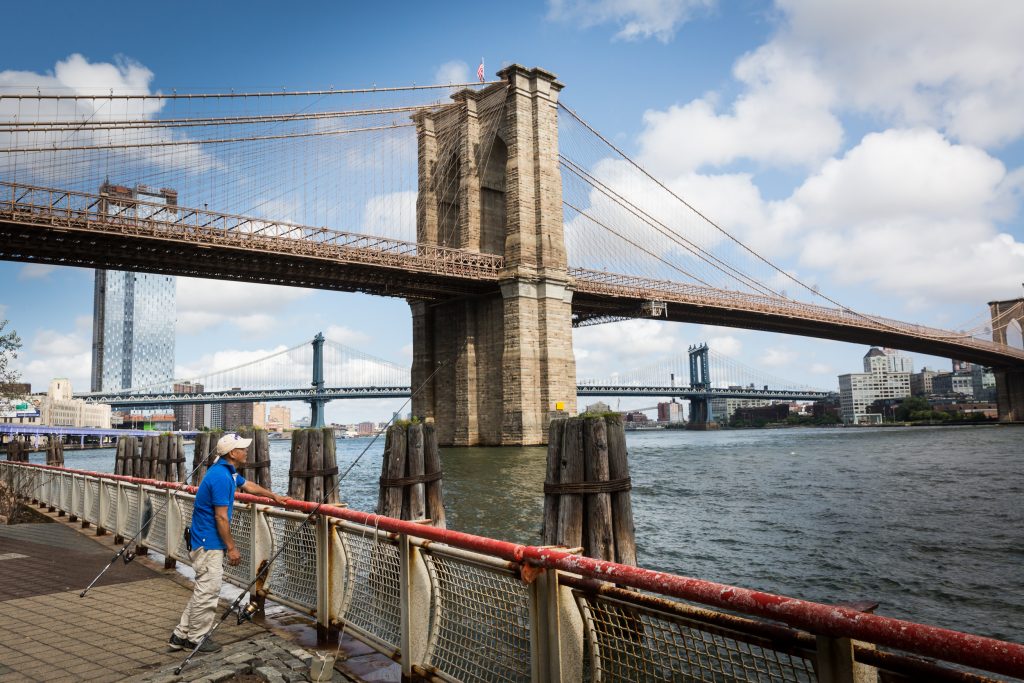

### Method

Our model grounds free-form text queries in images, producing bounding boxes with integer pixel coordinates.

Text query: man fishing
[169,433,288,653]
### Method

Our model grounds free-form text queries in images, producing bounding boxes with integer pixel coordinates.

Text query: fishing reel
[236,596,260,625]
[122,546,137,564]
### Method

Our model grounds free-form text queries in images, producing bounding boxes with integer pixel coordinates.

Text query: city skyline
[4,1,1024,423]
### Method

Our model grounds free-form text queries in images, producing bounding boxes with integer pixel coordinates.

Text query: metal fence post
[114,482,127,544]
[816,635,856,683]
[399,534,431,677]
[528,568,584,682]
[163,489,177,569]
[249,505,274,614]
[315,514,337,643]
[96,479,108,536]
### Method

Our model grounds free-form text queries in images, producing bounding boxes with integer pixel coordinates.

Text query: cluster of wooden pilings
[288,428,339,504]
[4,440,29,462]
[543,415,637,565]
[377,422,446,528]
[189,430,223,485]
[114,434,186,482]
[45,439,64,466]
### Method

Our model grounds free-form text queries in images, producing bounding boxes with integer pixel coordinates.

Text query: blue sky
[3,0,1024,423]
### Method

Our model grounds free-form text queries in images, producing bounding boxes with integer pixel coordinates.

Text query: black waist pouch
[183,527,192,552]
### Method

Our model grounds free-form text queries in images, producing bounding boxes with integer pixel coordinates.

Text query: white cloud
[573,319,687,381]
[809,362,833,375]
[175,278,312,337]
[638,44,842,173]
[0,54,221,183]
[777,0,1024,148]
[324,325,371,348]
[548,0,716,42]
[707,335,741,357]
[362,191,416,241]
[19,317,93,392]
[759,347,796,368]
[17,264,58,281]
[434,61,470,85]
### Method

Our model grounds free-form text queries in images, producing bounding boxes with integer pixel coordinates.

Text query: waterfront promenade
[0,507,396,682]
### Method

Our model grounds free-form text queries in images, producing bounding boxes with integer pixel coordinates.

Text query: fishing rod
[79,445,220,598]
[175,356,451,675]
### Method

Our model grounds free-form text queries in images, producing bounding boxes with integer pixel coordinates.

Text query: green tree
[0,320,22,399]
[895,396,930,421]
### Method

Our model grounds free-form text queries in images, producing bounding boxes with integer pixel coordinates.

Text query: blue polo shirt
[190,459,246,551]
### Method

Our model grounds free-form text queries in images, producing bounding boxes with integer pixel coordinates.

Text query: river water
[40,424,1023,643]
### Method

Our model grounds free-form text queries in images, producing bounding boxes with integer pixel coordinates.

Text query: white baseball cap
[215,433,253,456]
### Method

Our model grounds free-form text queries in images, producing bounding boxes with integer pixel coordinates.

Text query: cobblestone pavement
[0,507,371,682]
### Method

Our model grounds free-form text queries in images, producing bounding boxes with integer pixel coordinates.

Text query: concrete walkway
[0,507,396,682]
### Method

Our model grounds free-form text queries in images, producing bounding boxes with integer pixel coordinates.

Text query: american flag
[477,59,485,82]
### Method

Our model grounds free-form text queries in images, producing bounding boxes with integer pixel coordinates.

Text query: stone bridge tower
[410,65,577,446]
[988,298,1024,422]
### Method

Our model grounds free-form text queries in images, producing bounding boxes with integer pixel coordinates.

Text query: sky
[3,0,1024,423]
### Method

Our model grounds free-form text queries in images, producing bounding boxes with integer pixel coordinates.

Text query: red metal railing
[10,461,1024,679]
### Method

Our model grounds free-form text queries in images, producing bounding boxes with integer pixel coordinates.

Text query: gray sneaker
[193,636,223,653]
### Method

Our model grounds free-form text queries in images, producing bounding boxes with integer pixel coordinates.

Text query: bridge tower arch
[687,344,714,426]
[410,65,577,446]
[988,298,1024,421]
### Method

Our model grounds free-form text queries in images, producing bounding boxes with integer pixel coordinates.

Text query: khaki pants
[174,548,224,642]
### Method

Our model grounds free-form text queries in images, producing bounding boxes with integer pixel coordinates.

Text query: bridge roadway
[79,385,836,407]
[3,181,1023,370]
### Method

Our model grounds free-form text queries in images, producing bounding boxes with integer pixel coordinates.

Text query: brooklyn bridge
[2,65,1022,445]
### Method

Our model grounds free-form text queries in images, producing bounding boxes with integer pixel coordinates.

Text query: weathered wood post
[376,422,446,526]
[288,429,309,501]
[175,435,186,483]
[322,429,338,504]
[114,438,126,475]
[543,415,636,565]
[254,429,271,490]
[140,436,153,479]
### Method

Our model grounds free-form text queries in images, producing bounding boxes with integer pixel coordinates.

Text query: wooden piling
[321,428,338,504]
[606,415,637,567]
[376,422,446,526]
[288,429,309,501]
[379,425,407,518]
[114,439,125,475]
[556,419,585,549]
[307,428,324,503]
[140,437,153,479]
[423,423,446,529]
[542,418,566,545]
[583,418,615,562]
[407,423,426,521]
[175,435,186,483]
[254,429,271,490]
[130,437,142,478]
[544,415,637,565]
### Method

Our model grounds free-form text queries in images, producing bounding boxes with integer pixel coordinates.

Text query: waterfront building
[910,367,941,396]
[172,382,205,431]
[356,421,375,436]
[224,399,255,431]
[203,403,225,430]
[709,395,770,423]
[91,183,177,393]
[971,366,996,402]
[839,348,912,423]
[657,401,685,423]
[267,405,291,430]
[39,379,112,428]
[932,372,975,397]
[864,347,913,374]
[252,402,267,428]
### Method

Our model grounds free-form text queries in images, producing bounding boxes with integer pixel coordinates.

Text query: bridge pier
[410,65,577,446]
[989,298,1024,422]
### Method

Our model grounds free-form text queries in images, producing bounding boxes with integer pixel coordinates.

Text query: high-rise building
[173,382,205,431]
[864,347,913,374]
[267,405,291,430]
[91,183,178,392]
[839,348,912,423]
[40,379,112,428]
[910,367,941,396]
[657,401,684,423]
[223,394,255,431]
[252,403,267,428]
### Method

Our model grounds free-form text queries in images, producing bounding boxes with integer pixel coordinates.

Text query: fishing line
[175,351,454,675]
[79,446,220,598]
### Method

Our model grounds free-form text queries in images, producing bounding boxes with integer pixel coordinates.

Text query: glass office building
[90,183,178,392]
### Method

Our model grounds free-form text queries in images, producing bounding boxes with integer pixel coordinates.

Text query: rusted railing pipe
[12,462,1024,679]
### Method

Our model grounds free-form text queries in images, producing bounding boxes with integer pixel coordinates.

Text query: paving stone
[255,665,287,683]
